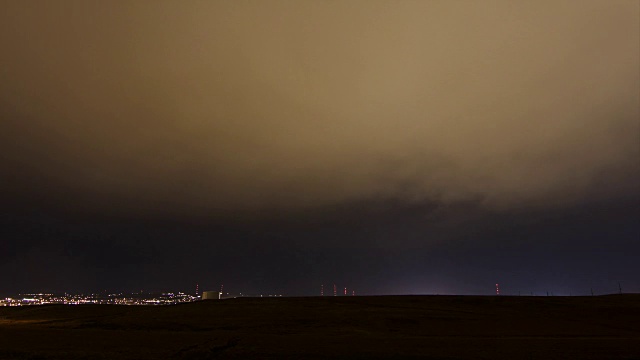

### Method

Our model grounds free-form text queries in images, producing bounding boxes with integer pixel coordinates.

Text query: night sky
[1,1,639,296]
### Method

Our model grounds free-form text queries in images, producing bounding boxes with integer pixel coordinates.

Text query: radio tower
[321,284,324,296]
[333,284,337,296]
[344,287,347,296]
[352,290,355,296]
[195,283,199,296]
[496,283,500,296]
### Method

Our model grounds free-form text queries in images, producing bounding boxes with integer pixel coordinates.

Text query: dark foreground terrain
[1,295,639,359]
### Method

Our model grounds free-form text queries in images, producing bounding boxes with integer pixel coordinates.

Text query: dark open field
[1,295,639,359]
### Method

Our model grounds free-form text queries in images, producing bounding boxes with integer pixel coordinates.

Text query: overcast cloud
[1,0,638,218]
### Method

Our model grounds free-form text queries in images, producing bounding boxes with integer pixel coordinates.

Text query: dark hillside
[1,295,639,359]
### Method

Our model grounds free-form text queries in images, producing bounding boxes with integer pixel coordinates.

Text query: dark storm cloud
[1,0,638,217]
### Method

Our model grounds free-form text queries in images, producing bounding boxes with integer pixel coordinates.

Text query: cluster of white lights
[0,293,200,306]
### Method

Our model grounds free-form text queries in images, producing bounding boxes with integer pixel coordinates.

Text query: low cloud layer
[1,1,638,217]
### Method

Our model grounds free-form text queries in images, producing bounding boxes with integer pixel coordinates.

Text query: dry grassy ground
[0,295,639,359]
